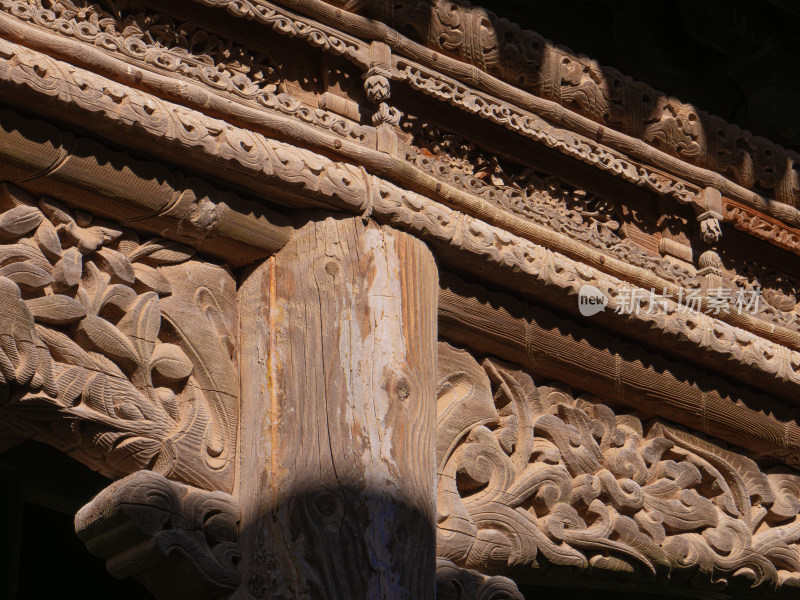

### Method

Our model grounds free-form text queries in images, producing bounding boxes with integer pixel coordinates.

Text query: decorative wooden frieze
[1,68,798,409]
[401,117,695,286]
[7,0,800,256]
[273,0,800,219]
[438,275,800,466]
[436,342,800,594]
[0,0,373,145]
[0,25,797,353]
[0,184,239,492]
[3,38,799,371]
[0,108,290,267]
[75,470,241,600]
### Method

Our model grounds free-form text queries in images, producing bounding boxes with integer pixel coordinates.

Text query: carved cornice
[372,188,800,400]
[0,184,238,492]
[0,0,372,144]
[267,0,800,227]
[395,59,698,206]
[403,126,800,336]
[2,38,799,364]
[401,128,696,287]
[437,342,800,594]
[1,5,798,344]
[75,470,241,599]
[6,0,800,260]
[18,0,798,338]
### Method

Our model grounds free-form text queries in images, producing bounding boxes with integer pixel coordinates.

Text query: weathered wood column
[238,213,438,599]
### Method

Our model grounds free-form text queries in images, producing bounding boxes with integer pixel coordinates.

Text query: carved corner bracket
[0,183,239,492]
[436,558,523,600]
[75,470,241,600]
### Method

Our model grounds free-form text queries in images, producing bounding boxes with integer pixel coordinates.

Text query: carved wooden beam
[435,342,800,594]
[0,109,290,268]
[0,92,797,406]
[1,40,798,393]
[260,0,800,224]
[75,470,241,600]
[0,5,797,270]
[237,214,438,597]
[438,273,800,467]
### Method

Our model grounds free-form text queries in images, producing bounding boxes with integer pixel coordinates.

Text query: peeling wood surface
[238,214,437,599]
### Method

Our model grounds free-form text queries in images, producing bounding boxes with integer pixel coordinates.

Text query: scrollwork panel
[437,341,800,594]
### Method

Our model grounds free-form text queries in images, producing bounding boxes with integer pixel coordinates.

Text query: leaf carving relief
[437,342,800,593]
[0,183,238,492]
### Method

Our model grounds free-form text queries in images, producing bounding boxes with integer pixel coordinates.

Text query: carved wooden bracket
[75,470,241,600]
[436,558,523,600]
[0,184,238,492]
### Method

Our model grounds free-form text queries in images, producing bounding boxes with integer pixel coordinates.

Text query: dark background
[484,0,800,151]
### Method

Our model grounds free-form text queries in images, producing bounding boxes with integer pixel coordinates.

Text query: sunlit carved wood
[437,342,800,594]
[75,470,241,600]
[0,184,239,492]
[1,0,799,598]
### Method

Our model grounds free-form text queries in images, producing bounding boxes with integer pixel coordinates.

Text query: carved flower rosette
[0,183,237,491]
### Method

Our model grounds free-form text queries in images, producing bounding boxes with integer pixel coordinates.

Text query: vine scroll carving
[437,342,800,594]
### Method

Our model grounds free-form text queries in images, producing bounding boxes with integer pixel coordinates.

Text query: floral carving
[437,342,800,593]
[0,184,237,492]
[6,0,281,91]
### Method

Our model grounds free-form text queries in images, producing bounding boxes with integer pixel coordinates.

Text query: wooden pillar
[238,213,438,599]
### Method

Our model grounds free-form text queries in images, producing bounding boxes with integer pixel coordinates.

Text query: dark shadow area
[0,440,149,600]
[485,0,800,151]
